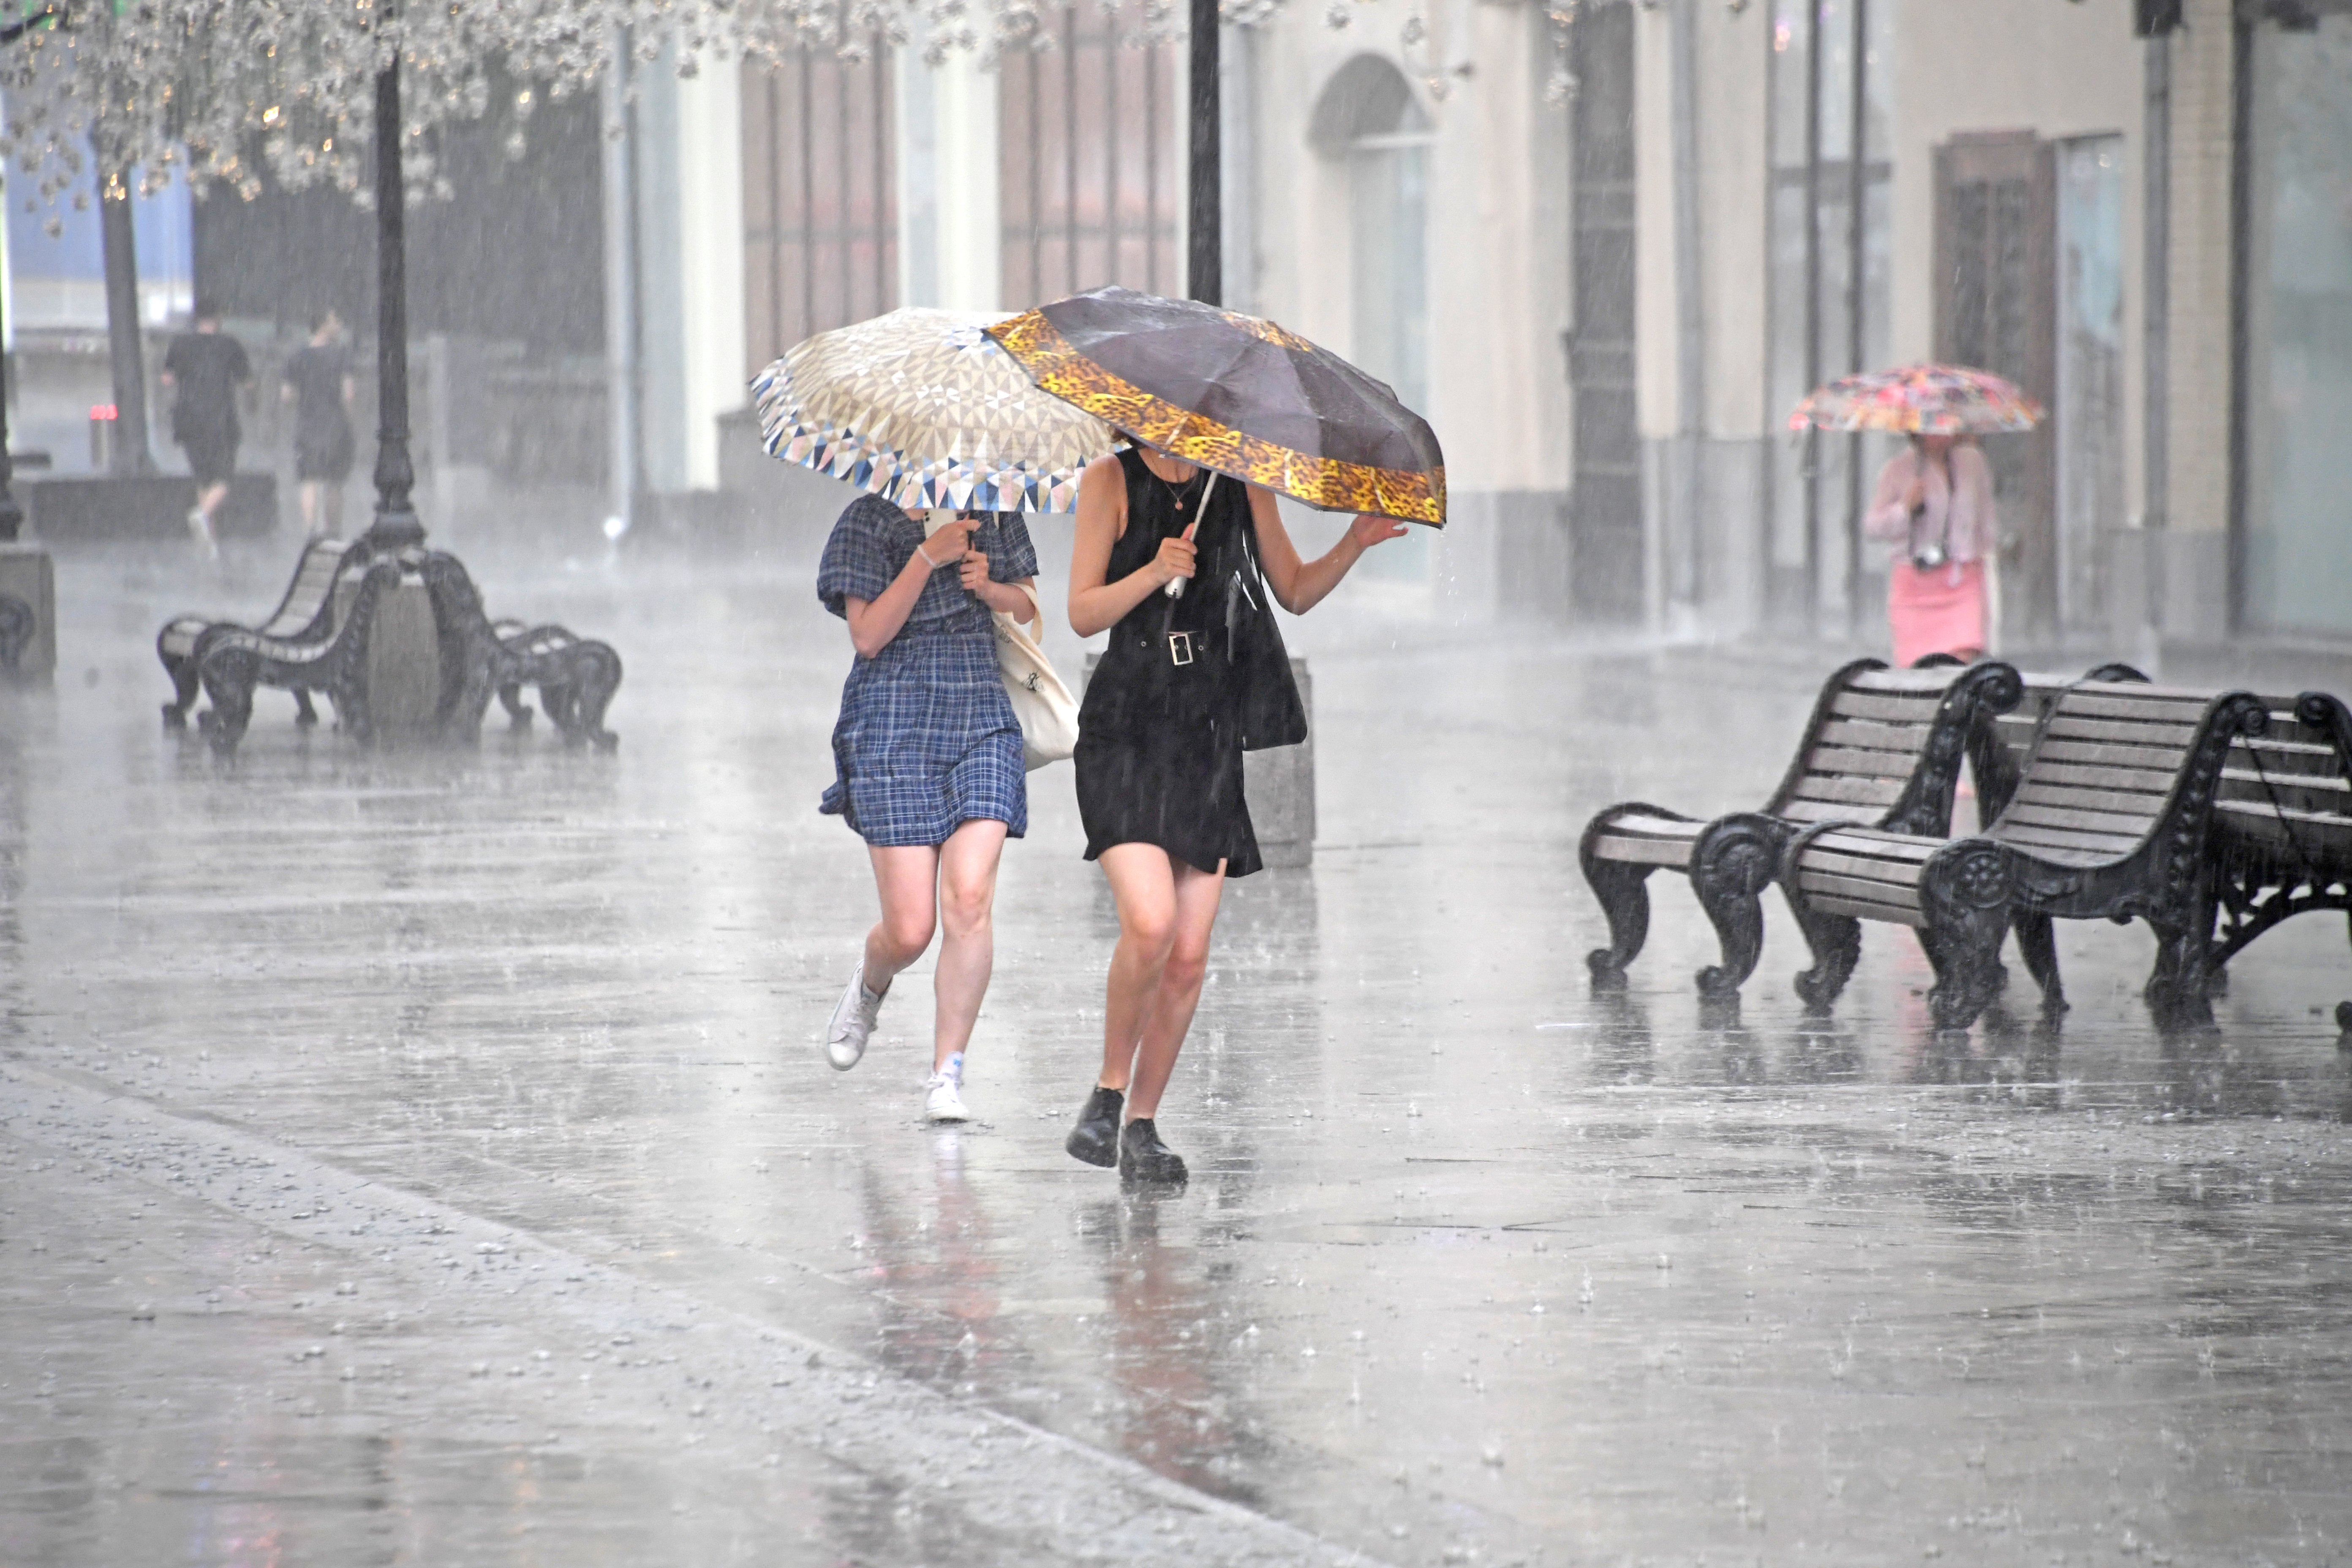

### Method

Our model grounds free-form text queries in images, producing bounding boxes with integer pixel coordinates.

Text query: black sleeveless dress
[1074,448,1263,878]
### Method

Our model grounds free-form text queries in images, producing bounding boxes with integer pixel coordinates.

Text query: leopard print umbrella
[985,286,1447,528]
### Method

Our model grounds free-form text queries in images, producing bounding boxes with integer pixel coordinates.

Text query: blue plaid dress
[817,496,1038,847]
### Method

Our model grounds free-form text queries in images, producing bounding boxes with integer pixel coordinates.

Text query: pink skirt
[1887,559,1987,668]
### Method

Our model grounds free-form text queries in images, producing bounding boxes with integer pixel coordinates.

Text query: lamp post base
[363,510,427,553]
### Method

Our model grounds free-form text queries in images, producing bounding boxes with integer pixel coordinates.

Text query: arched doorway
[1311,54,1431,581]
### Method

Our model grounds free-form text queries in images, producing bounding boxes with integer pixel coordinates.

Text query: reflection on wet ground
[3,522,2350,1565]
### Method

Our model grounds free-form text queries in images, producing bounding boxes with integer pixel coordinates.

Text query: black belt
[1135,627,1218,666]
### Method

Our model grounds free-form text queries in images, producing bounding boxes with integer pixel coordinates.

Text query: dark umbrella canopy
[986,286,1448,526]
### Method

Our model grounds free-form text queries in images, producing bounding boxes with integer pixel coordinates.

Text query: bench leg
[2143,917,2218,1027]
[293,688,319,727]
[1692,814,1781,998]
[557,644,623,751]
[161,656,200,728]
[327,651,376,745]
[2011,910,2068,1015]
[197,649,259,757]
[1783,890,1862,1012]
[1582,860,1655,987]
[498,682,534,726]
[1917,842,2013,1031]
[1579,804,1687,986]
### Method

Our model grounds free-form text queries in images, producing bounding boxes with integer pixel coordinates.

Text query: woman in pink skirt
[1864,433,1996,666]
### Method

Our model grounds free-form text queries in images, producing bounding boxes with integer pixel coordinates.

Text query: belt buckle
[1168,630,1195,667]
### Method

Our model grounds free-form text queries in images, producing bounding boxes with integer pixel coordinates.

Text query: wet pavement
[5,498,2352,1566]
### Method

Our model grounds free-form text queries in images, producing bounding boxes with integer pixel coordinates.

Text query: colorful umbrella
[985,286,1447,527]
[752,307,1119,513]
[1788,362,2044,436]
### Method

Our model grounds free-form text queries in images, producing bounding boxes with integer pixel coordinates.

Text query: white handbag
[994,582,1078,768]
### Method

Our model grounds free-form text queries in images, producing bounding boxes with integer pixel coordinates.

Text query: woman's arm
[1861,452,1916,540]
[1250,487,1406,615]
[1068,455,1196,637]
[845,518,971,658]
[962,555,1037,623]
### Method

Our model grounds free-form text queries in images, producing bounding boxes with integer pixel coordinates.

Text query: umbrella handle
[1163,473,1218,599]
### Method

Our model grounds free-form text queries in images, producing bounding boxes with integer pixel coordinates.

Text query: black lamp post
[1187,0,1220,307]
[365,54,425,552]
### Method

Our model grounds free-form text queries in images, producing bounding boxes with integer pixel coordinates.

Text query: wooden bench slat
[2063,691,2214,719]
[2214,798,2352,833]
[1591,835,1698,868]
[1829,691,1948,722]
[2003,801,2164,836]
[1808,893,1927,927]
[2219,770,2352,803]
[1787,774,1909,807]
[1798,848,1932,885]
[1795,869,1924,909]
[2044,714,2201,748]
[2210,789,2342,827]
[1815,717,1935,753]
[1802,746,1926,780]
[1778,799,1870,824]
[2014,779,2171,814]
[1600,814,1701,840]
[1809,830,1941,860]
[2234,735,2338,760]
[1995,821,2148,856]
[1848,668,1965,694]
[2023,738,2183,771]
[2023,757,2183,789]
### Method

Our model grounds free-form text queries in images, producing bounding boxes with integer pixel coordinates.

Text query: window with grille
[998,11,1183,309]
[743,47,899,373]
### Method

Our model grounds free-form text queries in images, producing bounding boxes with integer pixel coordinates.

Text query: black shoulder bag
[1226,506,1308,752]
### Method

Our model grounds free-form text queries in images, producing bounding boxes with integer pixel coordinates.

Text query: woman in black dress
[1062,442,1404,1182]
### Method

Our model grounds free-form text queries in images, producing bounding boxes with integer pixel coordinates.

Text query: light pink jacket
[1863,444,1996,564]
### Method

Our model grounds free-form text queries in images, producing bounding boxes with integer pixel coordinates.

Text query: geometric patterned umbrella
[752,307,1119,514]
[1788,362,2044,436]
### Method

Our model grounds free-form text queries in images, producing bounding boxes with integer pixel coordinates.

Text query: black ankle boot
[1065,1086,1123,1168]
[1118,1118,1187,1184]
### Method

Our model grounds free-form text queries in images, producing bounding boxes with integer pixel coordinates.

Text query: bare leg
[1097,844,1226,1122]
[197,480,231,526]
[299,479,322,536]
[863,844,942,1007]
[931,818,1008,1071]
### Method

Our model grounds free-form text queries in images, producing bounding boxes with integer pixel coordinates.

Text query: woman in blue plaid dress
[817,495,1040,1123]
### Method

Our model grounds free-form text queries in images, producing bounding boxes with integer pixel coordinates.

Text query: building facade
[629,0,2347,650]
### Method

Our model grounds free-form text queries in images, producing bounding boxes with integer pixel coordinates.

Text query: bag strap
[1004,579,1045,639]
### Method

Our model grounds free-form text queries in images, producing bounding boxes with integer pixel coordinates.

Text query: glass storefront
[2241,14,2352,636]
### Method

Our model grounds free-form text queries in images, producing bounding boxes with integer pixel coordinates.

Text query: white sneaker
[824,964,884,1071]
[924,1054,970,1122]
[187,508,219,561]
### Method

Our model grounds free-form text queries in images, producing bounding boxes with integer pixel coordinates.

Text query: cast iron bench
[1988,675,2352,1030]
[158,536,353,726]
[197,558,404,756]
[417,552,623,750]
[2205,692,2352,1028]
[1775,680,2271,1029]
[1579,657,2023,994]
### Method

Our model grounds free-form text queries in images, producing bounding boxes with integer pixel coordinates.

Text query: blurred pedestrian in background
[280,309,356,539]
[816,495,1042,1124]
[1864,433,1996,666]
[159,299,252,560]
